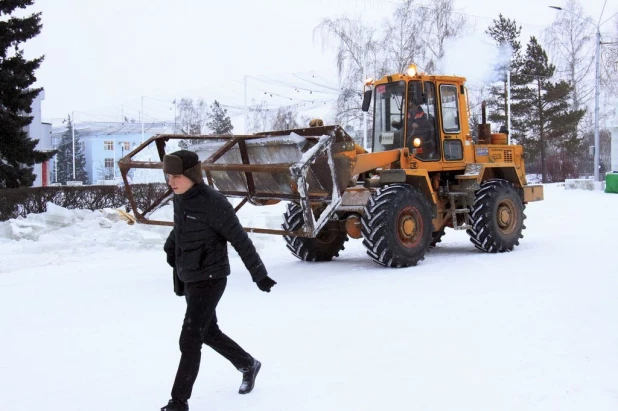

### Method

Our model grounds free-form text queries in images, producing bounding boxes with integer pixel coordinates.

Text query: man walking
[161,150,277,411]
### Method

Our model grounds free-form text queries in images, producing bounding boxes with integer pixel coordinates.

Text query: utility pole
[362,65,367,149]
[244,76,248,133]
[594,26,601,182]
[113,136,116,180]
[173,99,177,133]
[141,96,145,143]
[507,70,511,145]
[71,111,76,180]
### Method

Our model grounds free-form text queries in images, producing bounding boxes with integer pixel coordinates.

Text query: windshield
[372,80,405,152]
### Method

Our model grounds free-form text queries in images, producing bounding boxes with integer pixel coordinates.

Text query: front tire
[361,184,433,267]
[282,202,348,262]
[466,179,526,253]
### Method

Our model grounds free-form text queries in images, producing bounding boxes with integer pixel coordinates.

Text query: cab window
[406,81,439,161]
[372,80,406,152]
[440,85,460,133]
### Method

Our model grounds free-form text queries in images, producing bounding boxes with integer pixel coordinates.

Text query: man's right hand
[256,276,277,293]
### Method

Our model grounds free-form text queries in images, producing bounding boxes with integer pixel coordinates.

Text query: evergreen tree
[55,115,88,184]
[206,100,233,135]
[0,0,53,188]
[519,37,585,183]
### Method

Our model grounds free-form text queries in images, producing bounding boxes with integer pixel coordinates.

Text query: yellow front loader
[121,65,543,268]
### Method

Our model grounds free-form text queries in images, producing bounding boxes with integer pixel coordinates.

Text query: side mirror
[361,89,372,112]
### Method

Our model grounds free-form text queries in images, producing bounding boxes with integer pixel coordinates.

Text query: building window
[104,141,114,150]
[122,141,130,150]
[104,158,114,168]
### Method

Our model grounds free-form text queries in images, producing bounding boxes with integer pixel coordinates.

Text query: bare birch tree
[600,16,618,98]
[175,98,210,148]
[420,0,468,73]
[545,0,595,112]
[314,17,380,126]
[381,0,426,73]
[247,100,273,133]
[271,107,302,131]
[175,98,209,136]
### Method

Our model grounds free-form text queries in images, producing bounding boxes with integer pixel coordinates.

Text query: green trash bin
[605,173,618,193]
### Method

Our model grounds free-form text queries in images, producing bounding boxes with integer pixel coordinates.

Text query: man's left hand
[256,276,277,293]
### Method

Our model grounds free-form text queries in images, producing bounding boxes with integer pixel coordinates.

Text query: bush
[0,183,169,221]
[545,152,581,183]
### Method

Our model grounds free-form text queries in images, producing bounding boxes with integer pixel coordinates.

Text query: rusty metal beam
[205,136,240,163]
[218,190,330,201]
[202,163,294,173]
[238,139,256,196]
[234,197,248,213]
[142,189,173,216]
[135,217,312,237]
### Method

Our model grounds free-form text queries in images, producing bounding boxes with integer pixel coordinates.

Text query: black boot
[161,399,188,411]
[238,359,261,394]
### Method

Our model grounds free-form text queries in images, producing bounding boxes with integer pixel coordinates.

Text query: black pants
[171,278,254,401]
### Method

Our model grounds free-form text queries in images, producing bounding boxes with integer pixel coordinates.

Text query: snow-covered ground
[1,184,617,410]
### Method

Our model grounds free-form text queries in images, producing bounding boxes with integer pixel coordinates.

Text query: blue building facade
[51,122,173,184]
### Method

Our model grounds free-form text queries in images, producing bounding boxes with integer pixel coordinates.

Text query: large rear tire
[466,179,526,253]
[361,184,433,267]
[282,202,348,262]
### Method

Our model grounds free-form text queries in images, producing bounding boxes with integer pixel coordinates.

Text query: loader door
[372,80,406,152]
[406,81,439,161]
[438,83,465,163]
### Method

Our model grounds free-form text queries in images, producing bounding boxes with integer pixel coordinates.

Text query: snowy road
[1,184,617,410]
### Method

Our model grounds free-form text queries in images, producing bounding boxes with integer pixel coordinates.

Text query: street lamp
[550,3,616,182]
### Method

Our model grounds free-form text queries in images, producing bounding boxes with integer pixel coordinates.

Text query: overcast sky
[21,0,616,129]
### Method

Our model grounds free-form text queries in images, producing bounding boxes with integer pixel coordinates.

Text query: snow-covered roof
[50,121,174,138]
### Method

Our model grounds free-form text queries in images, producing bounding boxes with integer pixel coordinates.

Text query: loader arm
[352,149,403,176]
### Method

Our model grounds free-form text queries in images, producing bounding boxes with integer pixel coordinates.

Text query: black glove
[256,276,277,293]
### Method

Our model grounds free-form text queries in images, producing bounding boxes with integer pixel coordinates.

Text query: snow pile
[0,202,173,248]
[0,198,286,251]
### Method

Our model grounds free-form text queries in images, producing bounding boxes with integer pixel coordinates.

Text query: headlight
[413,138,421,147]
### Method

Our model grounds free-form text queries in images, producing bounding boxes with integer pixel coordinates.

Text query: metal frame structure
[119,129,350,238]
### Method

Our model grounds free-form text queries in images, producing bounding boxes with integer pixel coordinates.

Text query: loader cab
[371,79,439,161]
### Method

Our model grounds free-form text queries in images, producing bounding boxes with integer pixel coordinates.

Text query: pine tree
[519,36,585,183]
[0,0,53,188]
[206,100,233,135]
[55,115,88,184]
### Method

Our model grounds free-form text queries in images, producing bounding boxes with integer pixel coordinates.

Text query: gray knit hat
[163,150,204,184]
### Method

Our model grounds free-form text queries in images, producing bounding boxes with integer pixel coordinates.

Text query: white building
[29,90,53,187]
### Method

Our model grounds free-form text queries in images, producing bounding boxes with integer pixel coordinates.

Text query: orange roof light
[406,64,418,77]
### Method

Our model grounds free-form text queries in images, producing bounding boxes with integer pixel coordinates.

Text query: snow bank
[0,201,172,249]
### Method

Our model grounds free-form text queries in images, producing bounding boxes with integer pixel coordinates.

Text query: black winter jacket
[164,183,267,284]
